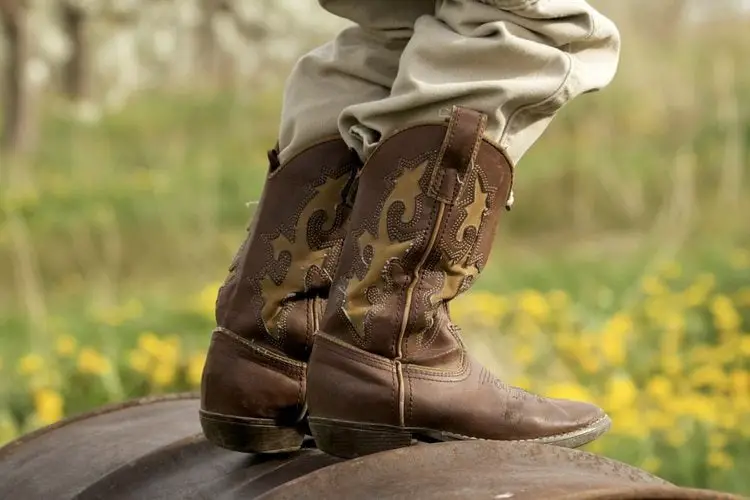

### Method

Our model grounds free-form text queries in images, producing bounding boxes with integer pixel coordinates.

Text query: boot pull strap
[427,106,488,204]
[267,141,282,173]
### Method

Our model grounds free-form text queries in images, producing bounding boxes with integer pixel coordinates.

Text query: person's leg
[340,0,621,166]
[278,0,436,164]
[306,0,621,458]
[200,0,434,454]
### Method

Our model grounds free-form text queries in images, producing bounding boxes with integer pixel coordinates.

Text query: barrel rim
[0,392,199,459]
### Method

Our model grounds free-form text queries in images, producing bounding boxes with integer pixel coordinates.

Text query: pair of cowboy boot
[199,107,611,458]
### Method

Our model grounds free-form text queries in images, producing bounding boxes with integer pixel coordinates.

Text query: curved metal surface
[0,395,744,500]
[0,394,342,499]
[261,440,742,500]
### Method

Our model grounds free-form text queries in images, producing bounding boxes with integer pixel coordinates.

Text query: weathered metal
[0,394,744,500]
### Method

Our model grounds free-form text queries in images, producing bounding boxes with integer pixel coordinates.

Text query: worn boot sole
[200,409,306,454]
[309,415,612,459]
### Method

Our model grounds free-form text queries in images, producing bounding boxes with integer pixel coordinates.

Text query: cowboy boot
[200,137,361,453]
[306,106,611,459]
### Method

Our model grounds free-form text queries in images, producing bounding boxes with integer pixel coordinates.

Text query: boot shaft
[216,138,361,360]
[200,138,361,445]
[320,107,514,365]
[307,109,609,455]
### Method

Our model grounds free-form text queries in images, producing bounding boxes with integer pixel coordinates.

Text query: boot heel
[200,410,305,454]
[309,417,413,459]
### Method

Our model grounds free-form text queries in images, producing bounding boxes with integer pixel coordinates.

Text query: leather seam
[408,370,414,425]
[213,327,305,375]
[403,352,471,381]
[315,333,393,370]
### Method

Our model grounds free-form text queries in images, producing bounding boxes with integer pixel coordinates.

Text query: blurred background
[0,0,748,494]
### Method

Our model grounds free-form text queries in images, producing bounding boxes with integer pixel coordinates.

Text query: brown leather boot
[306,107,611,459]
[200,138,361,453]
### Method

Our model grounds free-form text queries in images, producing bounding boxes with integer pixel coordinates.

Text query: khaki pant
[279,0,621,166]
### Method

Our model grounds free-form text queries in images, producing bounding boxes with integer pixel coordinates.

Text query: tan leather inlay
[342,160,429,339]
[261,171,351,338]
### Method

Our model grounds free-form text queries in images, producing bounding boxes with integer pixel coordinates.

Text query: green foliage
[1,13,749,495]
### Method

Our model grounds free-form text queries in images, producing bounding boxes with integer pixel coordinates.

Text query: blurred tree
[0,0,37,155]
[60,0,90,102]
[197,0,225,83]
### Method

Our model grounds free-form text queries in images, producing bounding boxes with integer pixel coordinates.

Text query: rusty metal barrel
[0,394,743,500]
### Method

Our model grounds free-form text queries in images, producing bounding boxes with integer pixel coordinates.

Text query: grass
[1,13,749,495]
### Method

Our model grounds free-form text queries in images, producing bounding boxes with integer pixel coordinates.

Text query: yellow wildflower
[606,313,634,338]
[128,350,150,374]
[684,395,719,424]
[707,450,734,470]
[600,327,627,367]
[663,312,685,333]
[646,376,672,401]
[602,376,638,412]
[55,335,77,357]
[33,388,64,425]
[512,375,532,390]
[661,354,682,376]
[585,439,604,454]
[0,412,19,446]
[611,407,648,439]
[683,274,715,307]
[641,275,666,296]
[196,282,222,318]
[513,344,536,366]
[600,313,633,367]
[158,335,181,364]
[690,345,718,365]
[138,332,164,357]
[578,356,601,375]
[544,382,594,403]
[710,295,741,332]
[640,456,662,473]
[690,364,728,391]
[643,409,672,431]
[730,370,749,396]
[517,290,550,322]
[187,352,207,387]
[18,353,44,376]
[564,334,601,375]
[77,348,111,376]
[151,363,176,387]
[717,401,740,430]
[740,336,750,357]
[472,291,508,319]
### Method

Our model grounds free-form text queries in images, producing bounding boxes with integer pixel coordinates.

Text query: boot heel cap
[200,410,305,454]
[309,417,414,459]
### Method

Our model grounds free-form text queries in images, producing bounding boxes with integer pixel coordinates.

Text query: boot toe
[554,397,608,429]
[535,397,611,447]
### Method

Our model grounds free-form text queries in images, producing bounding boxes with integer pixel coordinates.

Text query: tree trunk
[197,0,223,83]
[0,0,37,155]
[60,1,90,102]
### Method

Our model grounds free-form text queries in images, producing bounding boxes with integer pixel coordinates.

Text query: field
[1,11,749,496]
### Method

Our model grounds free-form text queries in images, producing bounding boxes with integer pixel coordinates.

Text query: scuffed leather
[308,106,606,441]
[202,138,361,421]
